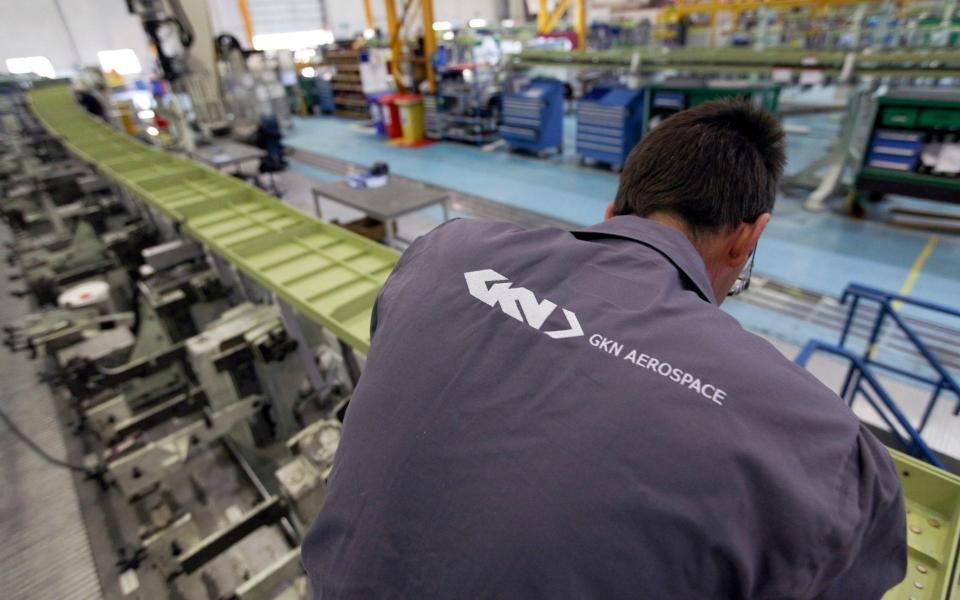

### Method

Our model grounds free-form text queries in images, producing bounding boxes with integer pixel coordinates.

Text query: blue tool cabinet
[575,86,645,170]
[501,78,564,155]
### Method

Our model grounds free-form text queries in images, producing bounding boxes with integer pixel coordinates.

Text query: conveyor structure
[29,83,399,355]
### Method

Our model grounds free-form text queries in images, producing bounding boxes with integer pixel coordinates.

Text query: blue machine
[501,78,564,156]
[575,85,645,170]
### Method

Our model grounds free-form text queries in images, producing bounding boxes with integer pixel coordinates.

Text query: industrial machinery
[10,69,960,600]
[1,83,389,598]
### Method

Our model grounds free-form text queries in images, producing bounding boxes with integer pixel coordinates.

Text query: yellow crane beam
[363,0,375,30]
[384,0,406,91]
[237,0,255,47]
[384,0,437,93]
[538,0,588,49]
[420,0,437,93]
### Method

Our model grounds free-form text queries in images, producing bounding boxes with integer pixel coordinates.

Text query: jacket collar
[572,216,717,305]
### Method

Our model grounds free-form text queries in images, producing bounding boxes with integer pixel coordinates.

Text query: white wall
[335,0,503,37]
[0,0,153,76]
[209,0,507,44]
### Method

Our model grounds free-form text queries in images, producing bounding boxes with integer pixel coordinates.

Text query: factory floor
[0,226,103,600]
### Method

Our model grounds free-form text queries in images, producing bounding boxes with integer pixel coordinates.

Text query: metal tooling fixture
[78,299,190,442]
[106,394,263,499]
[28,84,399,355]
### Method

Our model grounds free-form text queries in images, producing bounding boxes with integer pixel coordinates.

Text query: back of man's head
[613,98,785,237]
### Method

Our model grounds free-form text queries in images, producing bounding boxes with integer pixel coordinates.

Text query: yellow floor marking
[895,236,940,311]
[868,236,938,358]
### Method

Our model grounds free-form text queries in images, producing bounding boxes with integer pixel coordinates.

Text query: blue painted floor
[284,113,960,349]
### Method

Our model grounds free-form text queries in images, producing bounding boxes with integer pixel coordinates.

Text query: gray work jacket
[303,216,906,599]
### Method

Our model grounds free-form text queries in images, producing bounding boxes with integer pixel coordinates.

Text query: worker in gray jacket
[302,99,906,598]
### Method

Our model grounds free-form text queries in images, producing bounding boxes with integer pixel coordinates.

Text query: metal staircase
[795,283,960,468]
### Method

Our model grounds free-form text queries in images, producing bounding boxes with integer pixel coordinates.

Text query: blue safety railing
[795,340,945,469]
[837,284,960,433]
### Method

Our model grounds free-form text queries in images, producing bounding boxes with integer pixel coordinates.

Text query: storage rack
[325,49,369,120]
[298,67,336,115]
[431,65,501,145]
[501,78,565,156]
[854,89,960,209]
[575,85,645,170]
[644,79,781,134]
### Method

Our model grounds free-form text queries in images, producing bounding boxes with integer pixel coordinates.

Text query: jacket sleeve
[814,425,907,600]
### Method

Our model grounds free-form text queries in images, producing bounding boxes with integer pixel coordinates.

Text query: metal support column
[575,0,586,50]
[237,0,255,47]
[275,295,329,398]
[421,0,437,92]
[385,0,406,92]
[364,0,376,30]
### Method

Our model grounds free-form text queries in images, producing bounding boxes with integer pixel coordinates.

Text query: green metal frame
[514,47,960,78]
[643,81,781,135]
[29,85,399,354]
[854,89,960,205]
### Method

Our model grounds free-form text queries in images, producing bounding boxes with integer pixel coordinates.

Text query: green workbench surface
[28,85,399,354]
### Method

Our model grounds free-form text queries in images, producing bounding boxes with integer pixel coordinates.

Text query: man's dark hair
[613,98,785,236]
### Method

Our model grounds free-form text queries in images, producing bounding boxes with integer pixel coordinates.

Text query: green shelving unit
[855,89,960,208]
[643,79,781,134]
[28,84,399,354]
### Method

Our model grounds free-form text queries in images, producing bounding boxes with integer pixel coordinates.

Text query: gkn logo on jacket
[464,269,583,339]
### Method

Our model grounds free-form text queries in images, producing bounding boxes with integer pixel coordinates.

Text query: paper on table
[934,143,960,174]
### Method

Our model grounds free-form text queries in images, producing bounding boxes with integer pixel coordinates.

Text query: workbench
[189,141,265,172]
[311,179,450,248]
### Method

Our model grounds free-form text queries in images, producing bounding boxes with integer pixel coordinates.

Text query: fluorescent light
[252,30,335,51]
[501,19,516,28]
[432,21,453,31]
[146,126,159,136]
[98,49,142,75]
[137,109,155,119]
[363,28,376,40]
[301,66,316,78]
[5,56,55,79]
[469,18,487,28]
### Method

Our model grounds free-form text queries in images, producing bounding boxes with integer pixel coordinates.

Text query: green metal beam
[29,85,399,355]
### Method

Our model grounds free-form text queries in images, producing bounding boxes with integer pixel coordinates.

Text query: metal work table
[311,179,450,247]
[189,141,265,171]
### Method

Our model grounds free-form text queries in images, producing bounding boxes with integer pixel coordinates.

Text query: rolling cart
[501,78,565,156]
[576,85,645,171]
